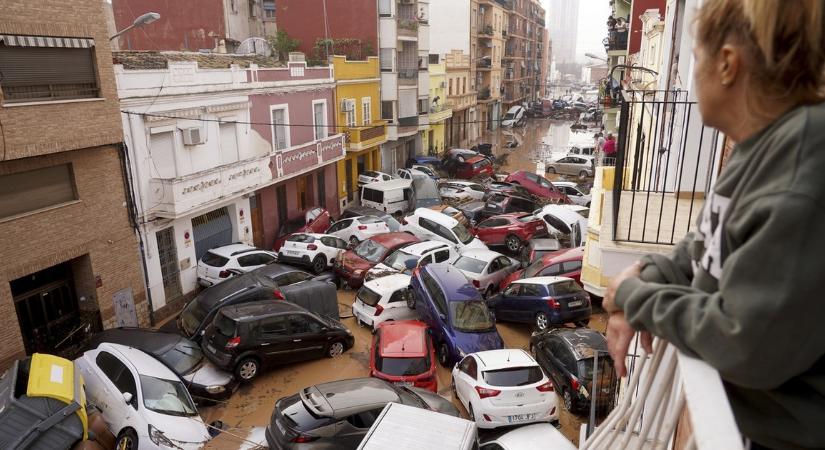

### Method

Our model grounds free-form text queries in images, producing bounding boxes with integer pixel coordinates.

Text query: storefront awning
[0,34,95,48]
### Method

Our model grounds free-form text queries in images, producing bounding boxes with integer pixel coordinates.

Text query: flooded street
[202,118,606,449]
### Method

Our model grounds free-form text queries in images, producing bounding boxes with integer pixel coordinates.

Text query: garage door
[192,207,233,261]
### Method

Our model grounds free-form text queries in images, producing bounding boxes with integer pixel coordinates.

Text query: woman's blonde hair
[696,0,825,103]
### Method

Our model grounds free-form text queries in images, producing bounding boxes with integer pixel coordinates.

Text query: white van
[357,402,477,450]
[360,179,413,216]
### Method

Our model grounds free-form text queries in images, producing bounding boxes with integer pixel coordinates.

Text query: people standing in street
[603,1,825,449]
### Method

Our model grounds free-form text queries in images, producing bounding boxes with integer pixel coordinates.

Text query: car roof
[464,156,487,164]
[302,233,338,239]
[370,232,419,247]
[306,377,398,418]
[364,273,412,293]
[458,249,503,262]
[506,105,523,113]
[343,205,385,217]
[207,243,257,258]
[219,299,306,321]
[552,181,576,188]
[252,262,306,279]
[423,264,482,302]
[515,276,575,286]
[547,328,608,359]
[537,205,586,224]
[401,240,451,255]
[192,272,269,311]
[97,342,179,380]
[89,328,186,356]
[378,321,428,358]
[362,179,413,191]
[413,207,459,227]
[529,238,561,250]
[493,423,577,450]
[474,349,537,371]
[540,246,585,263]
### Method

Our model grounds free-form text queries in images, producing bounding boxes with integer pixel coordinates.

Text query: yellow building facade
[332,55,388,210]
[426,58,452,155]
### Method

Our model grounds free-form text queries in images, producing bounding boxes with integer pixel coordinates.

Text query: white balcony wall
[418,72,430,97]
[379,17,398,48]
[381,73,398,101]
[418,23,430,53]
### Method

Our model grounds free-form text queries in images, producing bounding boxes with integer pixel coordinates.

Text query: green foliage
[268,30,300,61]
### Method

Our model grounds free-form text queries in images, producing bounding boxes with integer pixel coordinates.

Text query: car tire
[563,388,574,412]
[326,340,345,358]
[484,286,494,299]
[575,319,590,327]
[235,357,260,382]
[546,167,556,174]
[437,342,451,368]
[115,428,138,450]
[311,255,327,274]
[535,312,550,331]
[586,202,591,207]
[505,234,522,253]
[579,171,589,179]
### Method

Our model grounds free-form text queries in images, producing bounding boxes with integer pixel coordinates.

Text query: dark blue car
[408,264,504,367]
[407,155,442,169]
[486,276,591,331]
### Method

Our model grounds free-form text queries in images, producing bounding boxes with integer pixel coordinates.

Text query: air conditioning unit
[182,127,206,146]
[340,98,355,112]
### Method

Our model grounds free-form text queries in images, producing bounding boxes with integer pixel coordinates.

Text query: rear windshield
[286,234,315,243]
[578,357,614,381]
[518,215,538,223]
[550,280,583,296]
[376,355,430,376]
[354,239,390,263]
[454,256,486,274]
[503,113,515,120]
[482,366,543,387]
[160,341,203,375]
[214,311,237,337]
[450,301,495,332]
[362,170,380,178]
[201,252,229,267]
[356,286,382,307]
[280,394,336,432]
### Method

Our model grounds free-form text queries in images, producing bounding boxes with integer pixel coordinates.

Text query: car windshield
[503,112,515,120]
[451,224,475,245]
[523,258,547,278]
[482,366,543,387]
[356,286,382,307]
[450,300,495,332]
[551,280,583,295]
[201,251,228,267]
[354,239,389,263]
[160,341,203,375]
[363,170,380,178]
[382,249,419,272]
[180,299,209,337]
[454,256,487,274]
[517,215,538,223]
[376,355,430,376]
[140,375,198,416]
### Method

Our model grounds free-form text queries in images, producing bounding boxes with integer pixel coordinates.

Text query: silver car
[453,249,520,298]
[266,377,459,449]
[545,155,594,178]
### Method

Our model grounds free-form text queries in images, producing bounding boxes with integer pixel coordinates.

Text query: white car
[501,105,526,127]
[396,168,431,181]
[411,164,439,179]
[479,423,576,450]
[358,170,394,187]
[326,215,391,246]
[452,249,520,298]
[400,208,488,251]
[533,204,589,247]
[439,180,487,202]
[76,343,211,449]
[197,243,277,287]
[276,233,348,273]
[552,181,591,207]
[452,349,559,430]
[365,240,460,281]
[545,155,594,178]
[351,273,417,329]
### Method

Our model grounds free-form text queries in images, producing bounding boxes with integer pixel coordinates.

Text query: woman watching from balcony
[604,1,825,449]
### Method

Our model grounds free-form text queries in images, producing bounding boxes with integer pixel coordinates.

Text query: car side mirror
[489,311,496,322]
[122,392,133,404]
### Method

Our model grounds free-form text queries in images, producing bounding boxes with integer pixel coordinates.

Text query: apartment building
[502,0,547,110]
[473,0,507,131]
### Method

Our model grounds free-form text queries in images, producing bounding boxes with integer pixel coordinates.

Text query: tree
[269,31,300,61]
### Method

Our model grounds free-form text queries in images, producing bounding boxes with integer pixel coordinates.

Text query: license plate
[568,300,583,307]
[394,381,412,387]
[507,413,536,423]
[285,250,299,256]
[206,344,216,353]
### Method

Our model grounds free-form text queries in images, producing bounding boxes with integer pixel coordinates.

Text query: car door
[513,282,545,322]
[454,356,479,409]
[541,339,568,389]
[555,157,570,174]
[85,351,138,432]
[492,283,521,320]
[386,288,416,321]
[320,236,347,263]
[326,219,353,239]
[256,315,296,365]
[287,314,329,360]
[561,259,583,283]
[475,218,507,245]
[488,256,515,291]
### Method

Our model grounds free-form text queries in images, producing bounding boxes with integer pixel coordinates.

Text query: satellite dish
[236,37,273,57]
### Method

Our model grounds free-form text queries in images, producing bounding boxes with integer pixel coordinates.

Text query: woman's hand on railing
[606,312,653,377]
[603,260,641,314]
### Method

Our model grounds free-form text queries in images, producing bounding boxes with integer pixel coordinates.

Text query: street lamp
[109,12,161,41]
[585,53,608,62]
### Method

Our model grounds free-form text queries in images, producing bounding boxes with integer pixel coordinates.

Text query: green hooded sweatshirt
[616,101,825,450]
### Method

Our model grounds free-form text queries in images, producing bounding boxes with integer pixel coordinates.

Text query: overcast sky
[542,0,612,63]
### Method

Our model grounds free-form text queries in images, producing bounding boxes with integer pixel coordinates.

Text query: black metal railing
[611,90,720,245]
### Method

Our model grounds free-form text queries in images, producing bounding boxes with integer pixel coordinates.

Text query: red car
[456,156,494,179]
[272,207,331,251]
[500,246,584,290]
[369,320,437,392]
[334,232,419,288]
[504,170,571,204]
[471,213,547,253]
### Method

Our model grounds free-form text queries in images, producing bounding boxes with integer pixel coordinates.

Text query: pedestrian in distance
[602,133,616,157]
[603,1,825,449]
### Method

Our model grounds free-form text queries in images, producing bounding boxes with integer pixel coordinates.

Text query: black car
[457,201,487,227]
[483,181,533,201]
[339,206,402,231]
[201,300,354,381]
[529,328,618,414]
[479,192,537,221]
[84,328,238,403]
[178,263,319,341]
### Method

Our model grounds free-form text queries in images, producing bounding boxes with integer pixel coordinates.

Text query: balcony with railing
[428,103,452,123]
[605,29,629,53]
[343,120,388,151]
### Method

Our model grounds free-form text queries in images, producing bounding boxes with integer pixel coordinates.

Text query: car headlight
[205,385,226,394]
[148,424,175,447]
[353,269,364,276]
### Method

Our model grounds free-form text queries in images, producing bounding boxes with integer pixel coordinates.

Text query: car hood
[452,328,505,355]
[183,358,234,388]
[369,262,405,276]
[462,237,489,250]
[407,387,461,417]
[143,409,211,447]
[341,251,374,271]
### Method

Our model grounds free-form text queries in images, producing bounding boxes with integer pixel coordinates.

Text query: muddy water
[202,119,606,449]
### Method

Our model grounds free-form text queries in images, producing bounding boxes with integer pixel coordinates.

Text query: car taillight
[358,225,368,230]
[218,270,230,278]
[374,304,384,316]
[472,280,480,288]
[546,297,561,310]
[225,336,241,350]
[307,244,318,250]
[570,376,580,391]
[291,435,319,443]
[475,386,501,399]
[274,290,285,300]
[536,380,555,392]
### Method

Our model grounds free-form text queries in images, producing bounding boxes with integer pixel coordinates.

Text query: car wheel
[437,342,451,368]
[484,286,494,299]
[235,358,260,382]
[579,170,589,179]
[563,388,574,412]
[115,428,138,450]
[535,312,550,331]
[349,236,359,247]
[468,404,476,422]
[311,255,327,274]
[529,344,536,358]
[327,341,345,358]
[505,234,522,253]
[586,202,591,207]
[575,319,591,327]
[546,167,556,174]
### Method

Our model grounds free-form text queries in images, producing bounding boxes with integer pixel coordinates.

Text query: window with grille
[345,104,356,128]
[428,54,439,64]
[262,0,275,19]
[362,98,372,125]
[271,106,289,150]
[381,101,394,121]
[380,48,393,71]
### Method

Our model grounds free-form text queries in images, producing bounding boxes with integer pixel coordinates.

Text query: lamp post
[109,12,161,41]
